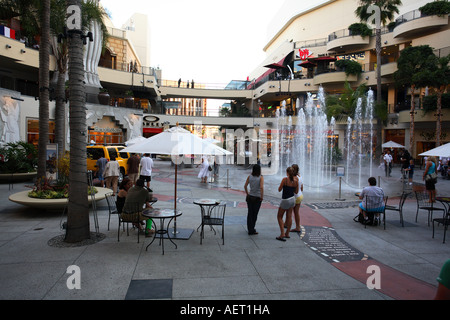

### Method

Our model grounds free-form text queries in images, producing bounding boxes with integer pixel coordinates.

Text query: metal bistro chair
[432,209,450,243]
[415,191,445,226]
[200,203,226,245]
[385,192,410,227]
[105,192,119,231]
[118,202,145,243]
[360,195,388,229]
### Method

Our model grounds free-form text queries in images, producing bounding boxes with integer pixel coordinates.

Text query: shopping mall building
[0,0,448,159]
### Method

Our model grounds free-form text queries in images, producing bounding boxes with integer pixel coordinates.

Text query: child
[404,159,415,185]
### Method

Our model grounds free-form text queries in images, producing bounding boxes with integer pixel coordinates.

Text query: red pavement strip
[332,260,436,300]
[301,203,437,300]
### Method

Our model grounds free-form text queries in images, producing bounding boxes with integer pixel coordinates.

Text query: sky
[100,0,285,86]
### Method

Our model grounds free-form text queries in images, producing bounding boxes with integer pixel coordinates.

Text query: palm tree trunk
[409,85,416,155]
[436,87,443,147]
[65,0,90,243]
[55,71,66,159]
[37,0,50,179]
[375,27,383,158]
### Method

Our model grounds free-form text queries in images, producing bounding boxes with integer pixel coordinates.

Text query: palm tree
[355,0,402,156]
[65,0,90,243]
[0,0,50,178]
[417,54,450,147]
[394,45,436,155]
[50,0,108,159]
[38,0,50,180]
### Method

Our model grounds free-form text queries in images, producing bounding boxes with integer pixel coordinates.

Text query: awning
[298,60,317,68]
[264,62,287,70]
[143,127,163,134]
[309,56,337,62]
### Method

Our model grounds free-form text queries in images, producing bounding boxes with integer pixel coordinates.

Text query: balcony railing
[394,9,427,27]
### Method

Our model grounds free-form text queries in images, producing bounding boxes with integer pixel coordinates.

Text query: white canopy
[121,127,231,232]
[382,141,405,148]
[419,142,450,158]
[122,126,231,156]
[124,136,147,147]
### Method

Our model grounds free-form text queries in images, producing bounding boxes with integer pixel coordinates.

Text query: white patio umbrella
[382,140,405,148]
[419,142,450,157]
[121,126,232,238]
[124,136,147,147]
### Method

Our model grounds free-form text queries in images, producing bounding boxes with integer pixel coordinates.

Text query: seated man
[122,178,154,235]
[359,177,385,224]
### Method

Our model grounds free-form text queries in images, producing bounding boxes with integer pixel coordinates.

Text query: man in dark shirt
[127,153,140,185]
[96,156,108,187]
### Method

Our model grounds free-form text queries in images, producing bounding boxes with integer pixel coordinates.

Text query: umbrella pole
[173,163,178,234]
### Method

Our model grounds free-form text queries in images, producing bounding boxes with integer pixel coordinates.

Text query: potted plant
[420,1,450,17]
[348,23,373,38]
[0,141,37,182]
[124,90,134,108]
[98,87,110,105]
[335,59,363,77]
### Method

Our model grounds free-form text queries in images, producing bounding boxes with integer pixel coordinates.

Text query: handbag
[426,172,438,182]
[208,165,212,171]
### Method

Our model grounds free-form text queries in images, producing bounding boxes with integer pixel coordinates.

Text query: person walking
[127,153,140,185]
[276,167,298,241]
[289,164,303,233]
[244,164,264,235]
[96,155,108,187]
[139,153,154,191]
[104,155,120,196]
[197,156,210,183]
[384,150,393,177]
[423,156,438,203]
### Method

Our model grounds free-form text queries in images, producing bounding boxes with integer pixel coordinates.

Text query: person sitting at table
[358,177,385,225]
[122,178,154,236]
[116,178,133,214]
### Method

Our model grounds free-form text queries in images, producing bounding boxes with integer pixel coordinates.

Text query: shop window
[27,119,55,147]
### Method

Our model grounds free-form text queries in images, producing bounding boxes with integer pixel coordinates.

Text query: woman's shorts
[295,194,303,205]
[425,179,436,190]
[280,197,295,210]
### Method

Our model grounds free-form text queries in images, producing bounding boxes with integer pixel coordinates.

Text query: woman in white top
[197,156,210,183]
[290,164,303,233]
[104,155,120,195]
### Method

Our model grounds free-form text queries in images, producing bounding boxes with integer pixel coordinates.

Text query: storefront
[88,116,125,145]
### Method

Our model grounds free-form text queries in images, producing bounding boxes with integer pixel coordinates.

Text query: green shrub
[348,23,373,38]
[335,59,363,76]
[0,141,37,173]
[420,1,450,17]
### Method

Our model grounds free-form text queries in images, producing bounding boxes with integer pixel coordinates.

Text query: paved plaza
[1,159,449,303]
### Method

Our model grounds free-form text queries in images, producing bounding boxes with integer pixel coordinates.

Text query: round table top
[142,208,182,219]
[193,199,221,206]
[436,197,450,203]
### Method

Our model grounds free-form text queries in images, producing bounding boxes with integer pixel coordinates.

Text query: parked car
[86,145,130,182]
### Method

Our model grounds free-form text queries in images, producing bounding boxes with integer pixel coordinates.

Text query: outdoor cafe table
[436,197,450,215]
[193,199,221,231]
[142,208,182,255]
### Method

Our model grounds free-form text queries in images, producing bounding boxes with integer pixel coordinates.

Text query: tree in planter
[416,54,450,147]
[65,0,90,243]
[0,141,37,174]
[394,45,436,155]
[124,90,134,108]
[49,0,108,159]
[335,59,363,77]
[355,0,402,158]
[348,22,373,38]
[419,0,450,17]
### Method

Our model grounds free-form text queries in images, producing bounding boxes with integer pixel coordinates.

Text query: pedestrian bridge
[159,85,253,100]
